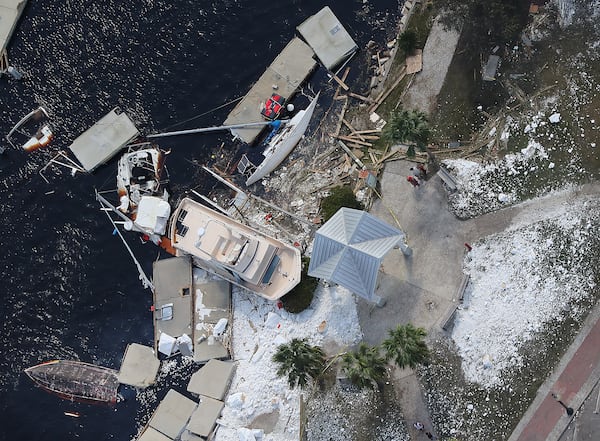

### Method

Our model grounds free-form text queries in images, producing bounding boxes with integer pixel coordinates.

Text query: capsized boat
[24,360,120,404]
[116,143,169,214]
[6,107,54,152]
[169,197,301,300]
[242,91,319,186]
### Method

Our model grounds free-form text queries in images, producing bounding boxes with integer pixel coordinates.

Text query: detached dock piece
[223,37,316,144]
[118,343,160,388]
[153,256,194,357]
[186,396,225,439]
[144,389,197,440]
[0,0,28,57]
[193,280,230,364]
[187,359,234,400]
[297,6,358,70]
[69,108,139,172]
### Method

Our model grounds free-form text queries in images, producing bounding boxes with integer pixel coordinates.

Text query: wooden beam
[349,92,375,104]
[342,119,366,141]
[331,73,349,91]
[336,135,372,147]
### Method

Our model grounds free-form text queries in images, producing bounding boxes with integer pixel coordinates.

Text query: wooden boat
[24,360,120,404]
[243,92,319,186]
[6,107,54,152]
[169,197,301,300]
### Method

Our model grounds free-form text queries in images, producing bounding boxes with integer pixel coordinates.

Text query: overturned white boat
[6,107,54,152]
[169,197,301,300]
[240,92,320,186]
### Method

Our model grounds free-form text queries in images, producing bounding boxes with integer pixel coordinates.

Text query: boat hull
[246,92,320,185]
[24,360,120,405]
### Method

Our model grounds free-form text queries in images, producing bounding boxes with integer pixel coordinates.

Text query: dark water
[0,1,401,440]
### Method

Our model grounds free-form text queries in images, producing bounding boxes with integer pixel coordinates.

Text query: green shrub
[398,30,418,54]
[320,186,363,222]
[281,257,318,313]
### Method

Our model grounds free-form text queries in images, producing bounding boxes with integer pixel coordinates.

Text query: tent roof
[308,208,404,300]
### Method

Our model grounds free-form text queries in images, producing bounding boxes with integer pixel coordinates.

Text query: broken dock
[0,0,28,63]
[223,37,317,144]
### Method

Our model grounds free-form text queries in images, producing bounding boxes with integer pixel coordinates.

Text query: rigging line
[160,96,244,132]
[97,198,154,290]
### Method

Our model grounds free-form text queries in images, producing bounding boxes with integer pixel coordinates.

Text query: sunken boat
[24,360,120,404]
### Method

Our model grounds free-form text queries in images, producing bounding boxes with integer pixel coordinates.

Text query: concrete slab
[199,280,230,311]
[153,257,194,356]
[187,359,235,400]
[186,396,225,438]
[68,108,139,172]
[223,37,316,144]
[0,0,28,54]
[137,426,172,441]
[118,343,160,388]
[193,327,229,364]
[297,6,358,70]
[148,389,197,440]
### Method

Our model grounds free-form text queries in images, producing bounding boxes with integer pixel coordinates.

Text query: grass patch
[320,186,364,222]
[281,257,318,314]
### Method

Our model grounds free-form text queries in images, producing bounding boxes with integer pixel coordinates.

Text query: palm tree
[341,343,387,389]
[382,109,431,152]
[272,338,325,389]
[382,324,429,369]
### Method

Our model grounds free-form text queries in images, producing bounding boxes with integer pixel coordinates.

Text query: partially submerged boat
[240,91,319,186]
[116,143,169,214]
[6,107,54,152]
[169,197,301,300]
[24,360,120,404]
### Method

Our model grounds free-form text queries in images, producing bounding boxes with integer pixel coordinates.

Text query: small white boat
[116,143,169,214]
[242,92,320,186]
[6,107,54,152]
[169,197,301,300]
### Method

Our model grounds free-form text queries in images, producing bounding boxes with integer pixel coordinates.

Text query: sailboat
[240,92,320,186]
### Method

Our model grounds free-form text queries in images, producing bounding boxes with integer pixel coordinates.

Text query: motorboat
[6,107,54,152]
[168,197,301,300]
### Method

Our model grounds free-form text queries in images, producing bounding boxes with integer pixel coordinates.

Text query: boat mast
[147,120,288,139]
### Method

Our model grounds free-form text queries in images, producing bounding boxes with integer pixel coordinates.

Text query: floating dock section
[223,37,317,144]
[68,108,139,172]
[297,6,358,71]
[118,343,160,388]
[152,256,231,363]
[0,0,28,56]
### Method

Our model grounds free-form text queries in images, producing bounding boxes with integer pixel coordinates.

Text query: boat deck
[223,36,316,144]
[170,198,301,300]
[0,0,28,56]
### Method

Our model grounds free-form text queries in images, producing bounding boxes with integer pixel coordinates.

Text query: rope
[159,96,244,131]
[98,201,154,290]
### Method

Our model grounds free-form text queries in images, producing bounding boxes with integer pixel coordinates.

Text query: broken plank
[337,135,372,147]
[349,92,376,103]
[331,73,349,91]
[337,140,366,169]
[342,119,366,141]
